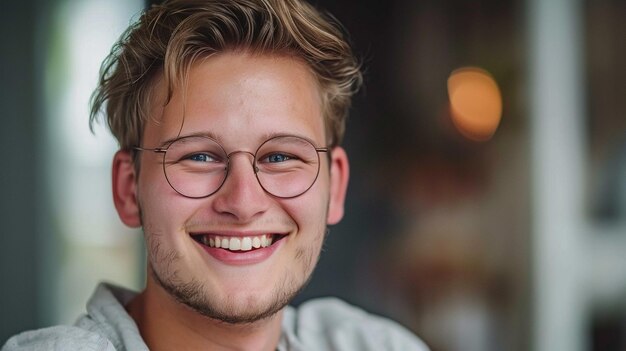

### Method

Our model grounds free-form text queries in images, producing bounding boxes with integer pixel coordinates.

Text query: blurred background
[1,0,625,350]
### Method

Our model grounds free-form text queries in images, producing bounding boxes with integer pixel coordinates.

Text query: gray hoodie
[2,283,428,351]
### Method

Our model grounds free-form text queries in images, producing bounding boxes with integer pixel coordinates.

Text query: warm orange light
[447,67,502,141]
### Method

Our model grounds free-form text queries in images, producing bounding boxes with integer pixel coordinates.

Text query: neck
[126,275,283,351]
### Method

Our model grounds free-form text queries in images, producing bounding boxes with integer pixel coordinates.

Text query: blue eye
[267,154,292,163]
[187,153,215,162]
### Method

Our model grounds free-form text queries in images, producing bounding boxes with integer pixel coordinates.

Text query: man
[3,0,428,350]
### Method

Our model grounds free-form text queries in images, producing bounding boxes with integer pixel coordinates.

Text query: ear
[112,150,141,227]
[326,147,350,225]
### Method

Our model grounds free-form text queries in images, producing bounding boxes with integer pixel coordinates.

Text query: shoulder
[2,283,144,351]
[284,298,429,351]
[2,325,117,351]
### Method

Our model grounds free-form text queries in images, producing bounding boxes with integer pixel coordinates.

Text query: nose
[211,151,271,221]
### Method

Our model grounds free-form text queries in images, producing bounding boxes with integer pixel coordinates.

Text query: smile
[192,234,285,252]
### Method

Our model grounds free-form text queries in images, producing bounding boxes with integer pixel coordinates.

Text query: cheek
[137,163,190,231]
[283,181,330,234]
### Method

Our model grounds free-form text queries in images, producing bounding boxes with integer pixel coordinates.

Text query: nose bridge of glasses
[226,150,259,173]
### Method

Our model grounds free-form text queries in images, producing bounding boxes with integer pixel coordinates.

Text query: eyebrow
[158,131,222,148]
[158,130,324,148]
[258,131,321,147]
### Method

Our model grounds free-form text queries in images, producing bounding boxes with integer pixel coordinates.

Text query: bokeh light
[447,67,502,141]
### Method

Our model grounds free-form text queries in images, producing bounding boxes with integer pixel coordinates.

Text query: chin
[153,265,311,325]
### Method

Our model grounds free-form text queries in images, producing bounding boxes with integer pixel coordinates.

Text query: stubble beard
[143,224,326,325]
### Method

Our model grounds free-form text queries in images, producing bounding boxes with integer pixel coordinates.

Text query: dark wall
[0,1,43,343]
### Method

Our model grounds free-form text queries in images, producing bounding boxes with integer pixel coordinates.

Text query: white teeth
[252,237,261,249]
[241,237,252,250]
[202,234,276,251]
[229,238,241,251]
[262,235,274,246]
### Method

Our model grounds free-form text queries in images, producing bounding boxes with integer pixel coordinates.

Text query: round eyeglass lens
[254,136,321,198]
[162,136,228,198]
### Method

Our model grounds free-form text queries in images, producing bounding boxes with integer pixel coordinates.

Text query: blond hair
[90,0,362,151]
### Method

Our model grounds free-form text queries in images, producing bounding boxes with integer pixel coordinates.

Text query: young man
[3,0,428,350]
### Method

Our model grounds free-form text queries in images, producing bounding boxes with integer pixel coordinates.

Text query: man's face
[119,52,348,323]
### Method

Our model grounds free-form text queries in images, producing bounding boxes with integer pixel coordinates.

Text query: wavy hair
[90,0,362,151]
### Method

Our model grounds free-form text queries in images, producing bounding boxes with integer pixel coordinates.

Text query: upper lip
[188,230,288,237]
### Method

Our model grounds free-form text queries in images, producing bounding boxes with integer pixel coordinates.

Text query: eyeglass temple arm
[316,147,332,163]
[133,146,167,154]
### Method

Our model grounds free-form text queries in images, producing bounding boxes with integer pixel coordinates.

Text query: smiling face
[112,52,349,324]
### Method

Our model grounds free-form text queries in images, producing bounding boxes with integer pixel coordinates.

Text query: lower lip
[195,237,284,266]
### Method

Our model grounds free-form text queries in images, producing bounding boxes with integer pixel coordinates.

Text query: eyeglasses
[134,135,328,199]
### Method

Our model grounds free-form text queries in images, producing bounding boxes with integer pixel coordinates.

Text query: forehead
[143,52,325,147]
